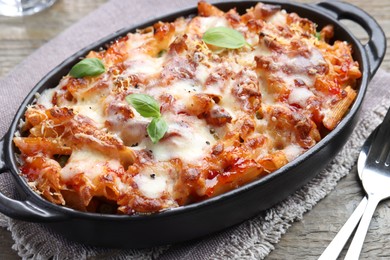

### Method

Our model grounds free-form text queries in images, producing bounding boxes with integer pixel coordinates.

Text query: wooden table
[0,0,389,259]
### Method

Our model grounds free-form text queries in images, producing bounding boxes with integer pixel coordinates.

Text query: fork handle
[344,195,381,260]
[318,197,367,260]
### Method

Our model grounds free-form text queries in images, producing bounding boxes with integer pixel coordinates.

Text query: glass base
[0,0,57,17]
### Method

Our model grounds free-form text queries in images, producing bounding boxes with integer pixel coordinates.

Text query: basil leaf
[69,58,105,78]
[202,27,249,49]
[157,50,167,57]
[125,94,161,118]
[126,94,168,143]
[147,117,168,144]
[54,155,69,168]
[315,32,321,40]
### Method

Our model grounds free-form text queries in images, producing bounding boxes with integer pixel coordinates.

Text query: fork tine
[385,151,390,167]
[367,107,390,163]
[377,125,390,163]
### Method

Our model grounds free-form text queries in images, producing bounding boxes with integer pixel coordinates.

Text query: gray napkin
[1,0,390,258]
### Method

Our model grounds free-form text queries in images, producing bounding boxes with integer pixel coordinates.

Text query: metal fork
[344,107,390,260]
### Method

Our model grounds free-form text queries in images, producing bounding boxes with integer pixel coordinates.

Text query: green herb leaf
[147,117,168,144]
[202,27,249,49]
[125,94,168,143]
[315,32,321,41]
[54,155,70,168]
[157,50,167,57]
[69,58,105,78]
[125,94,161,118]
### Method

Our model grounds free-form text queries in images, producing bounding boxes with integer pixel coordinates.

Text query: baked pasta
[14,1,361,214]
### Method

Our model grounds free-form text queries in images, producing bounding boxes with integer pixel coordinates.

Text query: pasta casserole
[14,1,361,214]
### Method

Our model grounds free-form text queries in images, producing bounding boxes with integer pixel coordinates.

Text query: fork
[344,107,390,260]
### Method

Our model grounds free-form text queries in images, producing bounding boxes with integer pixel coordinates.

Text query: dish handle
[314,1,386,78]
[0,137,67,222]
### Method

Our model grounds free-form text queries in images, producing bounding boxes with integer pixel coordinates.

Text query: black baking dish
[0,1,386,248]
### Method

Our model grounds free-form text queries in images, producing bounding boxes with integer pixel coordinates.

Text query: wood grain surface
[0,0,389,259]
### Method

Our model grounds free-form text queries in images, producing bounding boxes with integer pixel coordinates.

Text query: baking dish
[0,1,386,248]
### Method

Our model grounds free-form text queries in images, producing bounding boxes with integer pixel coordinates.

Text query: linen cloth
[0,0,389,258]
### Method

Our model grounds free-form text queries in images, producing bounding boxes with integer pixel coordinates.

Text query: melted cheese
[199,16,229,32]
[153,118,214,164]
[283,144,304,161]
[36,88,56,108]
[123,54,163,76]
[133,168,173,199]
[195,63,210,85]
[72,101,105,127]
[288,87,314,107]
[267,10,287,24]
[133,113,215,164]
[61,149,120,181]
